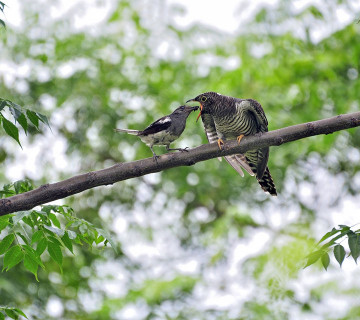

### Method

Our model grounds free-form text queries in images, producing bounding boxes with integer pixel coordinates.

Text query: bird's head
[171,105,199,117]
[186,92,221,121]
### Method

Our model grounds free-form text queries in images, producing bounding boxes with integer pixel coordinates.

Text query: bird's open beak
[186,98,203,122]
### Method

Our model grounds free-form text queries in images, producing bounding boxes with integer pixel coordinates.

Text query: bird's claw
[179,147,189,152]
[217,139,225,150]
[237,135,244,144]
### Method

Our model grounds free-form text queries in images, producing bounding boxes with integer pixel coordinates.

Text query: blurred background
[1,0,360,319]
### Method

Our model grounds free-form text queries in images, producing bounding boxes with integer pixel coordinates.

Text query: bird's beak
[186,98,202,122]
[185,106,199,112]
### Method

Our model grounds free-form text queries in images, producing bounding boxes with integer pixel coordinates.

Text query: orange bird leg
[237,134,244,144]
[217,138,224,150]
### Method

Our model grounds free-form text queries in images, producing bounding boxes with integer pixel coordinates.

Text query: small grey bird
[186,92,277,196]
[115,105,198,160]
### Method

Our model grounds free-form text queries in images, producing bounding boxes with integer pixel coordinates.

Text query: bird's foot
[237,135,244,144]
[217,139,225,150]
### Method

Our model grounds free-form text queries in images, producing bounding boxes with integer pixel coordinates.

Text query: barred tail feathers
[245,151,277,196]
[257,167,277,196]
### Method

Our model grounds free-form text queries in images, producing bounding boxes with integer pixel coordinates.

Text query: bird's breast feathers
[140,130,178,146]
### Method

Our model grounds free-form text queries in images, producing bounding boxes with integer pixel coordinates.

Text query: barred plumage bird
[187,92,277,196]
[115,105,198,161]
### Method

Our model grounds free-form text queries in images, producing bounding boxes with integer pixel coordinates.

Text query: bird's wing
[140,116,172,135]
[201,113,219,144]
[244,99,268,132]
[201,113,254,177]
[238,99,270,179]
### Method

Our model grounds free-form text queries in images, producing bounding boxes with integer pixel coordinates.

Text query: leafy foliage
[0,98,50,147]
[0,180,115,280]
[0,306,28,319]
[306,225,360,269]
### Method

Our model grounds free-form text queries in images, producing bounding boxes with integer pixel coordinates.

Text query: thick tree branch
[1,112,360,215]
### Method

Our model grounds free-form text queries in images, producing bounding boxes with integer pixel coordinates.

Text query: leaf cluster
[0,180,115,281]
[0,306,27,320]
[305,225,360,270]
[0,98,50,147]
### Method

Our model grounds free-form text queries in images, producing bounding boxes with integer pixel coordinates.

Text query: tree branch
[1,112,360,215]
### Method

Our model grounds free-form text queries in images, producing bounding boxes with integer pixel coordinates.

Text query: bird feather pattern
[201,113,254,176]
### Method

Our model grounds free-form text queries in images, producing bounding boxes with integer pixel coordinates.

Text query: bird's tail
[257,167,277,196]
[245,154,277,196]
[114,128,139,135]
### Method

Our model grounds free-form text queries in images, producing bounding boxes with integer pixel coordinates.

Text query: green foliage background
[1,0,360,319]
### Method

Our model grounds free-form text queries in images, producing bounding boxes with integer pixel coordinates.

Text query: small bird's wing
[140,116,172,135]
[201,113,254,177]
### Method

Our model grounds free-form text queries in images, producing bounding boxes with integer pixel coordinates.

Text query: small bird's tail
[114,128,139,135]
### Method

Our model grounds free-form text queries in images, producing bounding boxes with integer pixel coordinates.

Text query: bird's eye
[200,96,207,102]
[180,106,185,110]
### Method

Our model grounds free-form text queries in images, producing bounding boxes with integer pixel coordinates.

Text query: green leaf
[26,110,39,129]
[9,106,22,121]
[339,225,350,229]
[0,233,15,255]
[0,311,4,320]
[95,235,105,244]
[3,245,24,271]
[14,179,32,194]
[24,252,39,281]
[31,230,43,244]
[321,252,330,270]
[49,213,61,228]
[96,227,117,252]
[16,113,28,134]
[12,211,31,225]
[48,241,63,266]
[348,233,359,263]
[318,227,340,244]
[1,115,21,147]
[44,225,65,237]
[61,232,74,254]
[36,238,47,255]
[0,219,9,233]
[334,244,346,267]
[22,244,44,267]
[0,19,5,29]
[4,309,17,319]
[304,250,323,268]
[13,308,28,319]
[36,112,51,130]
[16,232,30,245]
[0,99,7,111]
